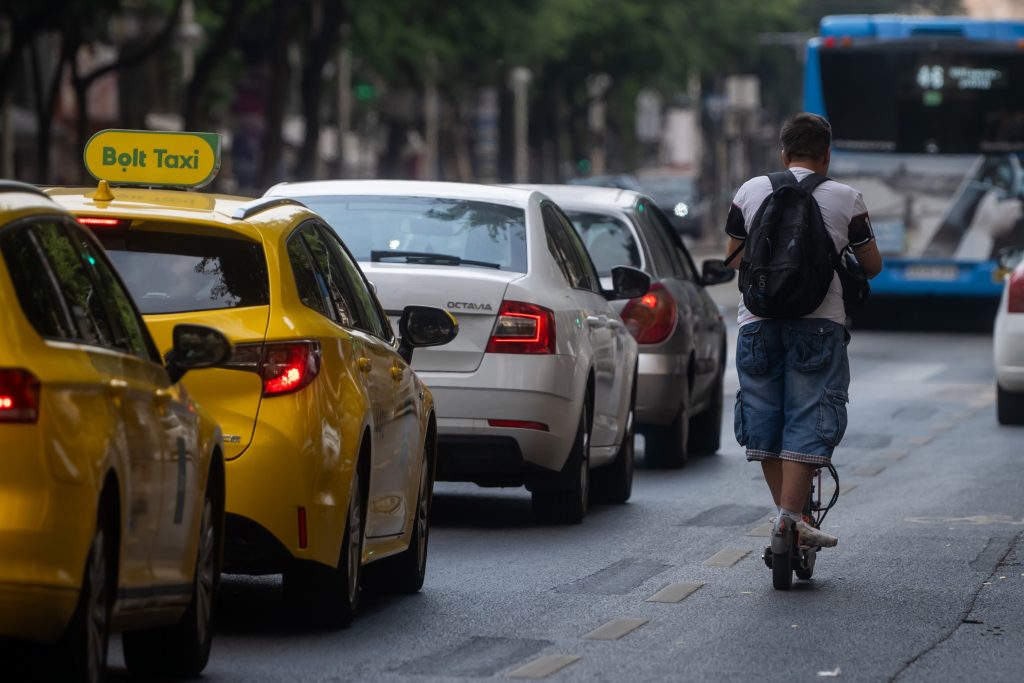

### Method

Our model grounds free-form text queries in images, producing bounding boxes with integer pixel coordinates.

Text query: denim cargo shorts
[733,318,851,466]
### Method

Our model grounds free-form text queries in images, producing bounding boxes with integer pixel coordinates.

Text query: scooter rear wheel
[772,547,793,590]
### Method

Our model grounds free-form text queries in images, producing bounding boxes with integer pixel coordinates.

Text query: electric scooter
[762,464,840,590]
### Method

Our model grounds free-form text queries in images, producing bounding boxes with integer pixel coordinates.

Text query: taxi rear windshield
[96,230,269,314]
[295,196,528,273]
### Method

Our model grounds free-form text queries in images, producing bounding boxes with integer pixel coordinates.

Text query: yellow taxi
[50,130,459,628]
[0,180,230,682]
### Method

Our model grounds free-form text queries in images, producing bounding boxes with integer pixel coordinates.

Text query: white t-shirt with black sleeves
[725,166,875,327]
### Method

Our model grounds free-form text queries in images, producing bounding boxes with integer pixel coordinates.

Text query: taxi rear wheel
[365,442,433,594]
[285,467,365,629]
[56,505,114,683]
[123,476,223,677]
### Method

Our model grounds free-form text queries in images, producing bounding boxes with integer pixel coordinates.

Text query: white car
[266,181,648,523]
[995,246,1024,424]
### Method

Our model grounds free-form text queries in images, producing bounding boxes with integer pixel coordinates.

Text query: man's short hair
[780,113,832,160]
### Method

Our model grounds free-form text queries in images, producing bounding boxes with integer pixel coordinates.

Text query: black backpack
[736,170,837,318]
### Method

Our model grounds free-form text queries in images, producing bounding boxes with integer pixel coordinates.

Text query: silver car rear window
[297,196,528,273]
[564,210,642,277]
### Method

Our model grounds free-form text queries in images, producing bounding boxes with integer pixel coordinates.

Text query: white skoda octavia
[267,181,648,522]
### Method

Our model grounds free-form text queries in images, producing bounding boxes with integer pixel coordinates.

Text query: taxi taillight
[225,341,322,397]
[0,369,40,423]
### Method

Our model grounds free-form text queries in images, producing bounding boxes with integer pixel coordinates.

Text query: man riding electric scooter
[723,113,883,589]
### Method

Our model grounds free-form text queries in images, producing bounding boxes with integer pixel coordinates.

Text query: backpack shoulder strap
[798,172,830,193]
[768,170,797,192]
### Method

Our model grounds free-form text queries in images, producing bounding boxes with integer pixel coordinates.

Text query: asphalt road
[103,311,1024,683]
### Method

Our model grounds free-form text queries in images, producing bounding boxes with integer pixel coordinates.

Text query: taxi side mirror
[701,259,736,286]
[607,266,651,300]
[166,324,232,384]
[398,306,459,363]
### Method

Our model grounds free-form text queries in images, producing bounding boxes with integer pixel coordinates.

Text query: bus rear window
[820,44,1024,154]
[97,230,269,314]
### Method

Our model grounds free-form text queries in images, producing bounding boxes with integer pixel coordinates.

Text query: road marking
[905,435,934,446]
[646,581,704,603]
[747,523,772,537]
[850,465,884,477]
[584,618,648,641]
[507,655,581,679]
[703,549,750,567]
[905,515,1024,526]
[880,450,909,461]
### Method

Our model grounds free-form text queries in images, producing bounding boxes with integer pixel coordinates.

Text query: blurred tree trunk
[183,0,247,131]
[295,0,345,180]
[28,34,68,183]
[258,0,291,189]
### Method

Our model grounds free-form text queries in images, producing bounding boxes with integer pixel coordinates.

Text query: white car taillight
[1009,268,1024,314]
[485,301,556,354]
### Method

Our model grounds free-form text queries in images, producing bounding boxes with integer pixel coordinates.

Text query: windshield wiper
[370,250,501,269]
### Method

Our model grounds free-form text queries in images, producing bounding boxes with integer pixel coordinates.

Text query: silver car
[265,180,649,523]
[519,185,733,467]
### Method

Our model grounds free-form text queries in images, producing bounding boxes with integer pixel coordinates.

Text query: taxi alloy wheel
[286,468,365,628]
[195,498,216,647]
[57,519,112,683]
[365,442,433,594]
[85,529,110,683]
[344,472,364,607]
[123,482,222,677]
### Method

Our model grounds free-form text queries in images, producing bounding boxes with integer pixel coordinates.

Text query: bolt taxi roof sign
[83,129,221,188]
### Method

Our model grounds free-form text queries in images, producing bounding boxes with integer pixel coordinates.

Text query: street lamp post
[509,66,532,183]
[587,73,612,175]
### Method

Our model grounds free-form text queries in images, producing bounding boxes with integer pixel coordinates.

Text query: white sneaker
[796,520,837,548]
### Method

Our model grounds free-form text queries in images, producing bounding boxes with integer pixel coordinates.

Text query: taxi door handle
[106,378,128,396]
[154,388,174,405]
[607,318,623,329]
[390,366,404,382]
[357,357,373,373]
[586,315,608,328]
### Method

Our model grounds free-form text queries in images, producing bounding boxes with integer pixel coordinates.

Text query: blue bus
[805,15,1024,301]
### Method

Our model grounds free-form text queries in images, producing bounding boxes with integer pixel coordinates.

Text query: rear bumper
[635,351,686,426]
[223,390,356,573]
[419,354,585,479]
[995,311,1024,391]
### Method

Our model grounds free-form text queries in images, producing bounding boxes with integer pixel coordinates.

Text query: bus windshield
[820,44,1024,155]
